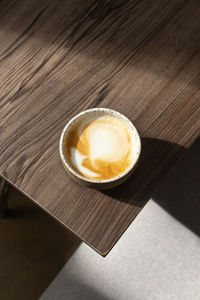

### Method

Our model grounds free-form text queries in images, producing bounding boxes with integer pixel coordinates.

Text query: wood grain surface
[0,0,200,255]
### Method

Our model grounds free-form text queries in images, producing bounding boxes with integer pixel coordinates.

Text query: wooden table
[0,0,200,256]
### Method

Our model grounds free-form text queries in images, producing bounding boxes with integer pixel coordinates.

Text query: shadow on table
[104,136,200,239]
[0,0,200,90]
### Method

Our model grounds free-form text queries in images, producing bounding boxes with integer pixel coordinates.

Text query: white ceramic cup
[59,108,141,189]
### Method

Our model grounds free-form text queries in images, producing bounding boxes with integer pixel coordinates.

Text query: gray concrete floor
[0,179,80,300]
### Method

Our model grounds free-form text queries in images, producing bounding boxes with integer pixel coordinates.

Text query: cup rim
[59,108,141,184]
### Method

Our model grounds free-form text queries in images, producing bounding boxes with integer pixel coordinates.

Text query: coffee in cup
[65,114,135,180]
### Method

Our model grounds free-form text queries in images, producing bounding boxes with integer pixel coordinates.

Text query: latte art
[65,115,134,180]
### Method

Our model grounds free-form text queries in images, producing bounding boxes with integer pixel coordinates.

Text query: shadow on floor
[152,136,200,238]
[0,182,80,300]
[40,274,112,300]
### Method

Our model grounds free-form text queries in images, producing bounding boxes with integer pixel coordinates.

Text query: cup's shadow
[104,136,200,239]
[102,137,186,207]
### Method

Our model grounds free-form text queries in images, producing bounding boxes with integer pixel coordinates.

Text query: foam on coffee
[65,115,134,180]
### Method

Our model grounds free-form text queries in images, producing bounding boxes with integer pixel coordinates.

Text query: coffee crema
[65,115,134,180]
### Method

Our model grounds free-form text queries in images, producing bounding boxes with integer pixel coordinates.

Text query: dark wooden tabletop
[0,0,200,255]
